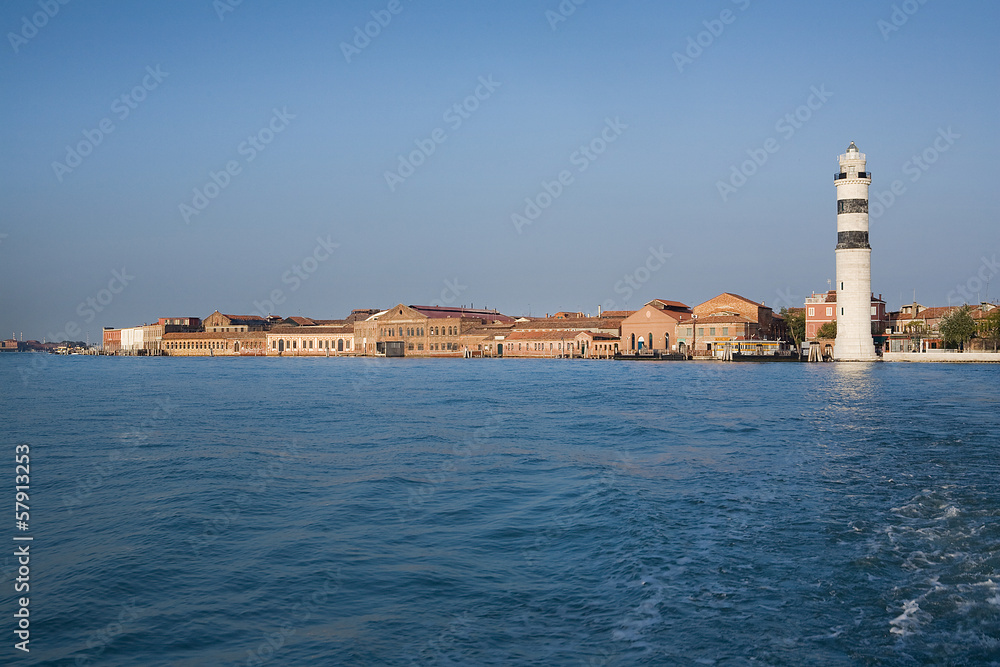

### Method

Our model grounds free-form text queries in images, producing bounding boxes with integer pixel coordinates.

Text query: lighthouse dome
[847,141,859,152]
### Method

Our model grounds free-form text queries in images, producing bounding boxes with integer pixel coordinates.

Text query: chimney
[598,305,602,317]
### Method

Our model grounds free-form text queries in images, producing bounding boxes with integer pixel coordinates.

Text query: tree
[978,308,1000,351]
[780,307,806,346]
[816,321,837,339]
[939,306,976,350]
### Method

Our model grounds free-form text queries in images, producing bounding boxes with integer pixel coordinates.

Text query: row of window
[680,327,733,336]
[269,338,351,351]
[166,341,263,350]
[516,342,578,351]
[806,307,878,316]
[167,341,226,350]
[378,326,459,337]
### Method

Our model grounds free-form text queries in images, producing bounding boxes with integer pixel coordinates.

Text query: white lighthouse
[833,142,878,361]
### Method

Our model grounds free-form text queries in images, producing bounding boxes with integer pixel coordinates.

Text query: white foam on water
[889,599,924,637]
[611,575,664,645]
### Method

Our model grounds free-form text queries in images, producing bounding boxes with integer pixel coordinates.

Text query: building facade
[619,300,690,352]
[162,331,267,356]
[265,325,355,355]
[805,291,888,341]
[203,311,272,333]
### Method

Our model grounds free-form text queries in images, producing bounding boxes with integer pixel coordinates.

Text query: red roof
[409,305,515,322]
[650,299,690,311]
[222,314,267,324]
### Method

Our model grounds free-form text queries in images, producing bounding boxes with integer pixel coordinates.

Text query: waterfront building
[621,299,691,353]
[833,142,878,360]
[203,311,273,332]
[162,331,267,356]
[805,291,888,341]
[266,324,355,355]
[357,304,515,357]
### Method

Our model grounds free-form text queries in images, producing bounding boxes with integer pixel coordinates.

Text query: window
[871,306,877,316]
[709,327,716,336]
[722,327,728,336]
[826,307,833,316]
[841,282,844,290]
[808,308,814,316]
[293,340,297,349]
[308,340,313,349]
[841,308,844,316]
[698,328,704,336]
[417,343,424,351]
[408,343,414,350]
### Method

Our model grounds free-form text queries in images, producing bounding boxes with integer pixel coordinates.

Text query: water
[2,355,999,666]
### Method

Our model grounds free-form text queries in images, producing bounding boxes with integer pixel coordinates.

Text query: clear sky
[2,0,998,342]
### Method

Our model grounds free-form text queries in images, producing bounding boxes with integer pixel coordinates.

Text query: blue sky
[2,0,998,341]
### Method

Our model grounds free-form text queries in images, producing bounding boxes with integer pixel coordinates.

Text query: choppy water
[1,355,999,666]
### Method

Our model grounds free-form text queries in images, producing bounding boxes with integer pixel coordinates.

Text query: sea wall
[883,351,1000,363]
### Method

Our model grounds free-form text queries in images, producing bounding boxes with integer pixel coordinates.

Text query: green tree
[939,306,977,349]
[816,321,837,339]
[977,308,1000,351]
[780,307,806,346]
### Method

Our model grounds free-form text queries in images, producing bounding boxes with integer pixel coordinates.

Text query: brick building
[203,311,272,333]
[620,299,691,352]
[804,291,888,340]
[672,293,787,353]
[162,331,267,356]
[355,305,515,357]
[266,324,355,355]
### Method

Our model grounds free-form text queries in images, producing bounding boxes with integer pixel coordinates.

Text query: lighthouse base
[833,339,879,362]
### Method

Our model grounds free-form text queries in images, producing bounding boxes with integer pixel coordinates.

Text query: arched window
[648,333,653,350]
[337,339,344,351]
[630,333,635,349]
